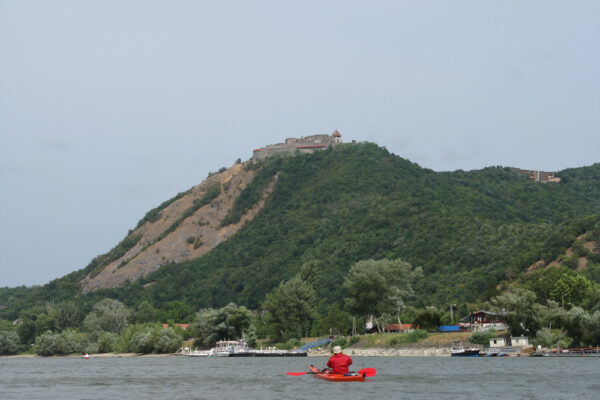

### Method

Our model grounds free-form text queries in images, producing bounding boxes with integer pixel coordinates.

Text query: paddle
[286,368,377,377]
[358,368,377,377]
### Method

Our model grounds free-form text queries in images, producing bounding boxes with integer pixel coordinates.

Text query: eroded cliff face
[80,163,274,293]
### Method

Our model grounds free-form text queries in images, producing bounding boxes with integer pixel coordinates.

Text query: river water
[1,356,598,400]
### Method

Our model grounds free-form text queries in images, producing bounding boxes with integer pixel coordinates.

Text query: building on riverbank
[459,310,508,331]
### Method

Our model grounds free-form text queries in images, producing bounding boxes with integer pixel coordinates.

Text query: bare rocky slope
[80,163,274,293]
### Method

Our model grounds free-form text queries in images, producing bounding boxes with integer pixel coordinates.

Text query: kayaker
[326,346,353,374]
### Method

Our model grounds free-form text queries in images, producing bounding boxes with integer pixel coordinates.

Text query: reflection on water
[1,356,599,400]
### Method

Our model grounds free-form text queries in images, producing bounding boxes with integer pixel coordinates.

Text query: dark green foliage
[119,324,182,353]
[490,288,540,336]
[160,300,195,323]
[83,298,132,335]
[329,336,348,349]
[35,329,83,356]
[191,303,253,347]
[97,331,119,353]
[470,329,497,345]
[413,309,443,330]
[523,267,600,309]
[221,157,281,226]
[262,276,317,341]
[344,259,422,320]
[2,144,600,324]
[317,303,353,335]
[0,331,22,355]
[135,301,158,324]
[348,335,361,346]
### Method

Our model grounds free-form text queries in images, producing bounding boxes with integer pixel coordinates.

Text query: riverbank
[0,352,178,359]
[1,332,481,358]
[308,347,452,357]
[307,331,478,357]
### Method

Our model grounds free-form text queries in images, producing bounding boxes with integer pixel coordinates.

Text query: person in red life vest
[326,345,353,374]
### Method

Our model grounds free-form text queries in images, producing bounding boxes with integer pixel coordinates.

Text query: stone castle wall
[252,130,342,160]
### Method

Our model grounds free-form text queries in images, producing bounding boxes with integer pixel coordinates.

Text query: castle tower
[331,129,342,144]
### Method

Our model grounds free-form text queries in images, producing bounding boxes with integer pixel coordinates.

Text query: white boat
[179,347,213,357]
[189,349,213,357]
[213,340,250,357]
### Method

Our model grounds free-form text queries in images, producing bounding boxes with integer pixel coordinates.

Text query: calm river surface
[1,356,599,400]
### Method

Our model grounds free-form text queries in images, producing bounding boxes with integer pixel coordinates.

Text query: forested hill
[2,143,600,318]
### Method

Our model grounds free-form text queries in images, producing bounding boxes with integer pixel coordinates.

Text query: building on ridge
[252,130,342,160]
[511,168,561,183]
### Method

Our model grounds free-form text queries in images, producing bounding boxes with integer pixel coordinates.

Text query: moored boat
[451,346,480,357]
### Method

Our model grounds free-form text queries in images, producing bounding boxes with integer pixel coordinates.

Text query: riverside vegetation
[1,143,600,355]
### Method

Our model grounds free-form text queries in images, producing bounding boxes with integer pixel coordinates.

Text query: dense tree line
[1,144,600,349]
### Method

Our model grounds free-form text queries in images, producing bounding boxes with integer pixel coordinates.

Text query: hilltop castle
[252,130,342,160]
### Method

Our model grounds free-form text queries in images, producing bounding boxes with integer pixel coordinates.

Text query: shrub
[387,330,428,347]
[277,338,302,350]
[55,329,82,354]
[348,335,360,346]
[186,237,195,245]
[533,328,566,348]
[35,331,58,356]
[97,332,119,353]
[470,329,497,346]
[330,336,348,349]
[0,331,22,355]
[154,328,183,353]
[121,324,182,354]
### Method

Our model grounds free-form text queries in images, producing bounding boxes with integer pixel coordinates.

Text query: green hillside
[2,143,600,319]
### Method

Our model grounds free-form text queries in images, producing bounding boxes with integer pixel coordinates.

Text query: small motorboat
[451,346,480,357]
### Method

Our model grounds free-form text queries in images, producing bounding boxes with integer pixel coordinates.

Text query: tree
[35,331,58,356]
[413,308,443,330]
[298,260,320,297]
[97,331,119,353]
[49,302,83,331]
[343,259,422,331]
[317,303,353,335]
[161,301,195,323]
[262,276,317,341]
[84,298,131,336]
[564,307,592,347]
[191,303,254,347]
[550,274,595,308]
[491,288,539,336]
[0,331,22,355]
[135,301,158,324]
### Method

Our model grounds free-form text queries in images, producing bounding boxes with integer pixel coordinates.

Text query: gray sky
[1,1,599,287]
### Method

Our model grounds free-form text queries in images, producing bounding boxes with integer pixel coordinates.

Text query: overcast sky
[1,1,599,287]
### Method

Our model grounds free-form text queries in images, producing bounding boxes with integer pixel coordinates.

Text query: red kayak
[309,365,366,382]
